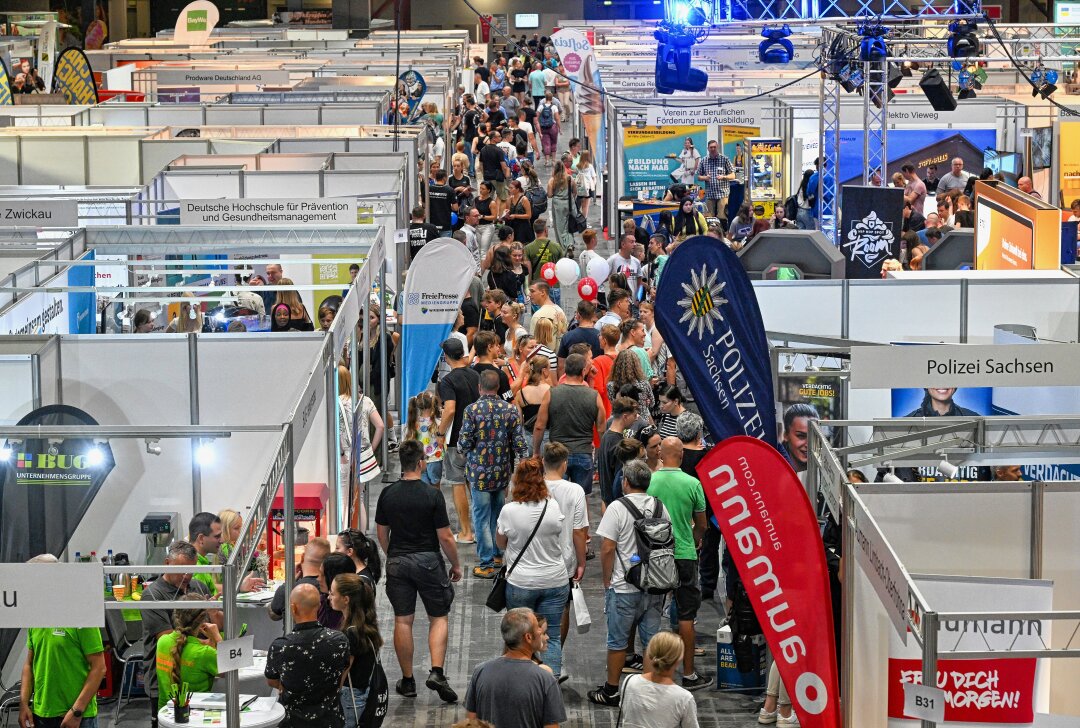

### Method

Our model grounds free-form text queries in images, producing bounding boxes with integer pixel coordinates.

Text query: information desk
[158,696,284,728]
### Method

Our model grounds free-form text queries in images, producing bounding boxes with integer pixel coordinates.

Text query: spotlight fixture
[958,69,977,99]
[1031,67,1058,99]
[145,438,162,456]
[937,457,959,479]
[882,469,903,484]
[857,22,888,62]
[758,24,794,64]
[0,445,11,461]
[899,60,918,78]
[947,19,980,58]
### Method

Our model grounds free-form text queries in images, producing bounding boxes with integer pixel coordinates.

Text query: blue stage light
[758,25,793,64]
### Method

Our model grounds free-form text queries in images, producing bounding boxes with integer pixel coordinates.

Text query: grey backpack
[618,496,679,595]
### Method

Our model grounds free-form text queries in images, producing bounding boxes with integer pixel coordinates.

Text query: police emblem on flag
[677,265,728,339]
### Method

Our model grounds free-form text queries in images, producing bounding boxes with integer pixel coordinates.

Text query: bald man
[265,583,350,727]
[646,437,711,690]
[1017,177,1041,199]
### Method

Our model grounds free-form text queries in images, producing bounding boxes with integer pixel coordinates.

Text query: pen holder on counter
[173,701,190,724]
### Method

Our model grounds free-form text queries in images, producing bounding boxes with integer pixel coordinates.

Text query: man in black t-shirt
[375,440,462,702]
[471,331,514,402]
[458,295,480,348]
[483,99,506,130]
[479,131,510,202]
[436,337,481,544]
[557,300,603,375]
[462,95,481,168]
[408,205,441,263]
[428,170,456,234]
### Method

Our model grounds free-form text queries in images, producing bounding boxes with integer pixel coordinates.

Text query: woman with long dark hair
[329,573,383,727]
[336,528,383,584]
[486,245,522,301]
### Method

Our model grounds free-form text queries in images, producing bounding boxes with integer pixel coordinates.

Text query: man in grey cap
[436,336,481,544]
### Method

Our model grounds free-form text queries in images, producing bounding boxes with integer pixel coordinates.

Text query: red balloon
[540,262,558,283]
[577,276,598,301]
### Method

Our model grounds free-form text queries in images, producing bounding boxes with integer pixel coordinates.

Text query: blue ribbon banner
[653,235,777,448]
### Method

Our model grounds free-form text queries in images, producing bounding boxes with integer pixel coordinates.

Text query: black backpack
[513,129,529,156]
[525,185,547,219]
[617,496,679,595]
[783,195,799,223]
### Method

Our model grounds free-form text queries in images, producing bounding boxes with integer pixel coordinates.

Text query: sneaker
[682,673,714,692]
[493,555,504,566]
[395,677,416,698]
[758,707,778,724]
[622,653,644,673]
[472,566,497,579]
[557,674,570,685]
[387,441,400,452]
[777,712,800,727]
[693,646,706,657]
[454,534,475,544]
[586,686,620,707]
[426,671,458,703]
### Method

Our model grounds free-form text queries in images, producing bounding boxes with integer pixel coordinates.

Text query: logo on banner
[0,59,12,106]
[844,211,894,268]
[562,52,582,73]
[186,9,208,31]
[15,447,93,486]
[676,265,728,338]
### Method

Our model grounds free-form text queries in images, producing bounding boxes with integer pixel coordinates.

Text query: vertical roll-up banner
[52,48,99,105]
[0,405,115,668]
[551,28,608,173]
[174,0,220,46]
[653,235,777,448]
[840,185,904,278]
[698,437,840,728]
[0,59,12,106]
[36,21,57,93]
[399,238,476,409]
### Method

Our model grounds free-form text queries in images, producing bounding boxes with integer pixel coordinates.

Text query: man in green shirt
[524,218,565,284]
[189,512,265,597]
[647,437,711,691]
[20,570,107,727]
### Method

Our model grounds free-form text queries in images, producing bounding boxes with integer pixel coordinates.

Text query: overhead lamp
[195,440,216,466]
[947,19,980,58]
[882,468,903,484]
[0,445,11,461]
[758,24,794,64]
[654,25,708,93]
[1031,67,1058,99]
[937,457,959,479]
[86,444,106,467]
[957,69,977,99]
[145,438,162,456]
[899,60,918,78]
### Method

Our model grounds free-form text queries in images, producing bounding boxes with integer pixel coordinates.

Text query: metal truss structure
[724,0,981,23]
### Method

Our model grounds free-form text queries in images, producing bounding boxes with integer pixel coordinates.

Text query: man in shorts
[375,440,463,703]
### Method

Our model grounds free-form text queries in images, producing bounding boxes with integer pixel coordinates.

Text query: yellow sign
[721,125,758,160]
[1059,122,1080,208]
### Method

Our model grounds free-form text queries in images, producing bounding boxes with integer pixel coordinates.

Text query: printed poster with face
[891,387,992,481]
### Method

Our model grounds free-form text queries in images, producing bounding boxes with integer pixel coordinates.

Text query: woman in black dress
[504,179,534,244]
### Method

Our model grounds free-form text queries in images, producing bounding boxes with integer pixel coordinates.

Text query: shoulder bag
[347,631,388,728]
[486,499,549,612]
[567,180,588,234]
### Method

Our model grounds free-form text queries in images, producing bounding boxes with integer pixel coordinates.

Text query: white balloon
[555,258,580,286]
[586,258,610,284]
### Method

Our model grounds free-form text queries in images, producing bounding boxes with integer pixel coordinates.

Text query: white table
[212,655,277,698]
[157,696,284,727]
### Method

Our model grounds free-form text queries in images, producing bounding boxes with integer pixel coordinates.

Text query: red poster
[697,437,840,728]
[887,658,1037,723]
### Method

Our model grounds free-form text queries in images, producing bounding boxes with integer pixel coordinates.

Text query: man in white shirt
[596,289,630,330]
[516,109,537,162]
[607,234,643,296]
[542,442,589,648]
[578,229,604,282]
[474,72,490,100]
[459,208,482,273]
[497,133,518,162]
[588,460,667,707]
[542,65,558,95]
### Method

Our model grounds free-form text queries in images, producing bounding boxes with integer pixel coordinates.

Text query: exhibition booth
[807,413,1080,726]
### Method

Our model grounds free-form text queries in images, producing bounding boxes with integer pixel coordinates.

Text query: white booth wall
[849,488,1080,723]
[59,332,329,564]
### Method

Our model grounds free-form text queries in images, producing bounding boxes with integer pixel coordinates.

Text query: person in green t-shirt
[155,595,222,710]
[21,624,106,726]
[646,437,711,692]
[524,218,565,283]
[189,511,265,597]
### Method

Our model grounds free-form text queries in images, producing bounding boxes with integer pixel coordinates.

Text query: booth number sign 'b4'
[217,635,255,673]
